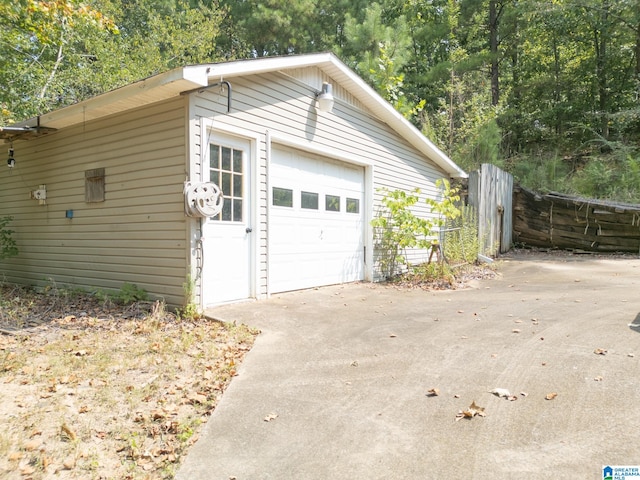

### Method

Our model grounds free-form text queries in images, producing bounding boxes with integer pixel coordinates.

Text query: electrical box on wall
[31,185,47,205]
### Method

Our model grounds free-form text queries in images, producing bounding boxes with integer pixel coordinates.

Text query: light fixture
[7,147,14,168]
[315,82,334,113]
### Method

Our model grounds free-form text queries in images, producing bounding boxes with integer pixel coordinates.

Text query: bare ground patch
[0,284,257,479]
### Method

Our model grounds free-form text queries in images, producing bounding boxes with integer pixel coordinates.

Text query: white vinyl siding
[191,68,448,293]
[0,97,188,306]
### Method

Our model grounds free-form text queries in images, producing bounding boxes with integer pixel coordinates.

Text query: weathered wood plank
[513,186,640,253]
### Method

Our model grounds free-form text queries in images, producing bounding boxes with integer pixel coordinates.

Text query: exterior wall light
[7,148,15,168]
[316,82,334,113]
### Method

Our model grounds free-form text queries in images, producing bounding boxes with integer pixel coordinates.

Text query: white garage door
[270,146,365,293]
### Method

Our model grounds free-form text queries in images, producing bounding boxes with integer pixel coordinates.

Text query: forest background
[2,0,639,201]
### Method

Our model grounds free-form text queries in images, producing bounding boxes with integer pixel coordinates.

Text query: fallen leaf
[79,405,89,413]
[20,465,36,475]
[456,400,485,421]
[24,439,42,451]
[63,455,76,470]
[628,353,635,358]
[389,334,397,338]
[264,413,278,422]
[507,395,518,401]
[8,451,22,461]
[187,393,207,405]
[151,409,166,420]
[594,376,603,381]
[520,392,528,397]
[489,388,510,398]
[512,329,521,334]
[61,423,77,441]
[594,348,608,355]
[545,392,558,400]
[73,349,88,356]
[427,388,440,397]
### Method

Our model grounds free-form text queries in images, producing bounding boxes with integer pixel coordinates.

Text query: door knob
[246,227,253,233]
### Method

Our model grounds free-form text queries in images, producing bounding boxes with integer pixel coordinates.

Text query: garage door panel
[270,147,364,293]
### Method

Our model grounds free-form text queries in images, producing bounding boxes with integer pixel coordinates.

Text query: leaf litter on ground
[0,284,257,479]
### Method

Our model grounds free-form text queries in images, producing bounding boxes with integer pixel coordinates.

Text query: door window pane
[233,199,243,221]
[210,145,219,170]
[233,174,242,197]
[221,172,231,196]
[346,198,360,214]
[301,191,319,209]
[272,187,293,207]
[221,147,231,171]
[325,195,340,212]
[233,150,243,173]
[209,143,244,222]
[221,199,232,221]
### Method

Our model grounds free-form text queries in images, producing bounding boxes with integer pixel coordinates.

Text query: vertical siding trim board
[265,130,272,297]
[186,94,201,309]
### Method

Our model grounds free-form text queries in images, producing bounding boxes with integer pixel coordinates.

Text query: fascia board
[196,52,336,81]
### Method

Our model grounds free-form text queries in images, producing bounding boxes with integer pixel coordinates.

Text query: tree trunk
[636,21,640,80]
[594,4,610,140]
[489,0,499,106]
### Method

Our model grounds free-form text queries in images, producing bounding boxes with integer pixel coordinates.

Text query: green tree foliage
[2,0,640,200]
[0,0,224,124]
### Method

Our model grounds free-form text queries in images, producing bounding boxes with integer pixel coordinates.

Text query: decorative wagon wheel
[184,182,224,217]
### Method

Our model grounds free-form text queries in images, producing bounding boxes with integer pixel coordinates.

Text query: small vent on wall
[85,168,105,203]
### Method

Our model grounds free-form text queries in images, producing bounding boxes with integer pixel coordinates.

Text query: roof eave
[16,67,209,131]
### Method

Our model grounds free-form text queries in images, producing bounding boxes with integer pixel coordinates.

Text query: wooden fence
[468,164,513,256]
[513,186,640,253]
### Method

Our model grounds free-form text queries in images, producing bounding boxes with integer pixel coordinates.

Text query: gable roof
[16,52,466,178]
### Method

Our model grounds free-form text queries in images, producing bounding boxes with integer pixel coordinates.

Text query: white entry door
[269,146,365,293]
[202,134,252,306]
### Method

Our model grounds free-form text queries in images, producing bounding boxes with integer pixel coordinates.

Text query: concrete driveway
[177,253,640,480]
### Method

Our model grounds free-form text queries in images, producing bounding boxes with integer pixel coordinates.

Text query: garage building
[0,53,466,308]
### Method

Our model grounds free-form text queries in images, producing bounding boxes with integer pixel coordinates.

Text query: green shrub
[110,283,149,305]
[0,216,18,260]
[442,205,480,264]
[371,180,461,279]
